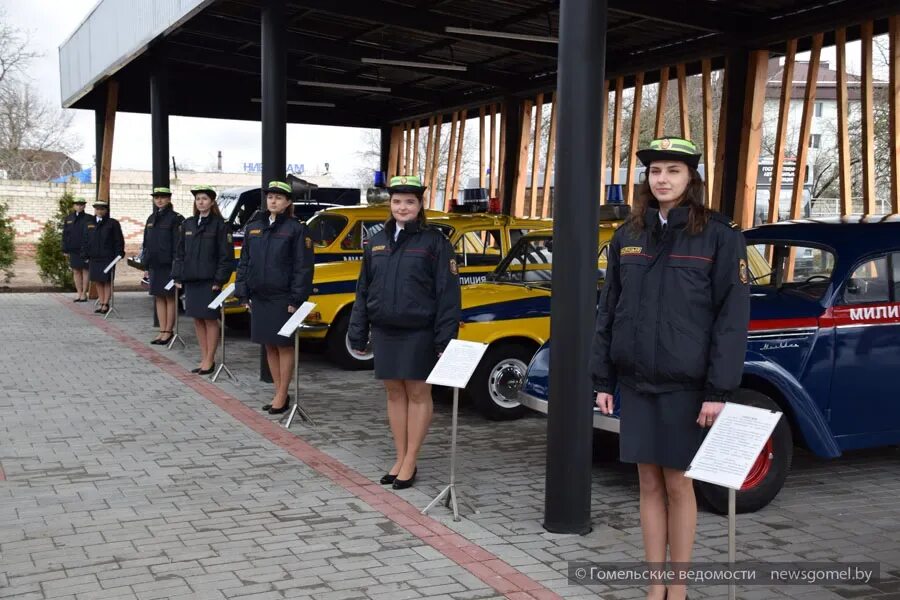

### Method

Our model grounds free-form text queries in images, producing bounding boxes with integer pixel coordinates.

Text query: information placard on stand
[166,279,186,349]
[102,256,123,319]
[208,283,236,310]
[277,301,317,428]
[207,283,237,382]
[686,402,782,600]
[103,255,122,274]
[422,339,489,521]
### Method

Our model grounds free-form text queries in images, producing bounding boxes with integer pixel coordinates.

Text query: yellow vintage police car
[222,204,449,319]
[457,219,622,420]
[297,212,553,367]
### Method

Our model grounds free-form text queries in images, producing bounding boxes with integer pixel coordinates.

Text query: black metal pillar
[258,0,287,383]
[380,126,392,178]
[150,63,170,189]
[500,97,523,216]
[718,49,751,221]
[94,104,105,203]
[544,0,607,535]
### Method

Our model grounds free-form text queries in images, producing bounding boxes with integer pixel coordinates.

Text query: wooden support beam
[388,124,402,178]
[836,29,854,217]
[98,80,118,203]
[479,106,486,188]
[790,33,822,221]
[530,93,544,217]
[890,16,900,213]
[542,94,558,218]
[712,65,728,212]
[399,122,408,175]
[655,66,669,137]
[513,99,534,217]
[599,79,609,199]
[423,116,435,190]
[861,21,877,215]
[733,51,770,228]
[611,77,624,184]
[489,104,498,196]
[453,109,467,200]
[498,103,508,201]
[677,63,690,139]
[412,120,420,174]
[428,115,442,208]
[625,72,645,206]
[443,113,459,211]
[768,39,797,223]
[701,59,716,208]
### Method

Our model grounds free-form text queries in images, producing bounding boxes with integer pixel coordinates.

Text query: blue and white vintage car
[519,216,900,513]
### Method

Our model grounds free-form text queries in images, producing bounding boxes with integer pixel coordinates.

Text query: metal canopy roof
[60,0,898,128]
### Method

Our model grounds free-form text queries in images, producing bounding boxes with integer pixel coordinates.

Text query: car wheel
[467,342,535,421]
[696,389,793,514]
[326,311,374,371]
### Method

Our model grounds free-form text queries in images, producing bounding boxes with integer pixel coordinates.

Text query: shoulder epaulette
[709,211,741,231]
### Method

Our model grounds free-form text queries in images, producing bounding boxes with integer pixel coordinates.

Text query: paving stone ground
[1,292,899,600]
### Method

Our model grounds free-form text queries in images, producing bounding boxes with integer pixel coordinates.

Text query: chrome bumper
[298,323,329,333]
[518,390,621,433]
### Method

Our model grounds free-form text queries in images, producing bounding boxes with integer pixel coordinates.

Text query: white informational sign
[164,279,175,291]
[686,403,782,490]
[207,283,236,309]
[277,302,317,337]
[103,255,122,274]
[426,339,489,388]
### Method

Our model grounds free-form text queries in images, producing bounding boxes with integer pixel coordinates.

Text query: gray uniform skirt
[372,325,438,381]
[618,385,706,471]
[184,280,219,320]
[250,294,293,347]
[68,253,87,269]
[148,265,175,297]
[88,258,115,283]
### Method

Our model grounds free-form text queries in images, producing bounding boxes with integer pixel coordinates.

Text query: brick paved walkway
[1,292,899,600]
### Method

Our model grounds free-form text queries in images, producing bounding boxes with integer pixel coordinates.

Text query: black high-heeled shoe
[268,397,292,415]
[392,467,417,489]
[190,367,202,374]
[379,473,398,485]
[197,363,216,375]
[263,395,289,412]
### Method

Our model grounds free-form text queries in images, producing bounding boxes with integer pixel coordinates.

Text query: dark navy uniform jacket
[590,206,750,402]
[234,212,314,307]
[171,214,234,285]
[142,204,183,268]
[62,211,88,254]
[81,217,125,262]
[348,220,461,354]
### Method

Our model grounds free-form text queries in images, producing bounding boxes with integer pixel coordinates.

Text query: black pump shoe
[263,395,290,412]
[392,467,417,490]
[190,367,202,374]
[268,398,292,415]
[379,473,398,485]
[197,363,216,375]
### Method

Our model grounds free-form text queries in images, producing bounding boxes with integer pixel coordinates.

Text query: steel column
[718,49,751,221]
[500,98,523,216]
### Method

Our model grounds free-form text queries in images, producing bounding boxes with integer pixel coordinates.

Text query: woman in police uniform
[348,175,461,490]
[82,200,125,315]
[62,197,90,302]
[590,137,750,600]
[142,187,184,344]
[172,185,233,374]
[234,180,314,414]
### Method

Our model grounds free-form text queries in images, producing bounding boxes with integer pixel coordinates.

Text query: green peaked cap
[636,136,702,169]
[151,186,173,196]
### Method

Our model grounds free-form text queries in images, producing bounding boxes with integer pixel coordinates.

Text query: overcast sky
[5,0,379,185]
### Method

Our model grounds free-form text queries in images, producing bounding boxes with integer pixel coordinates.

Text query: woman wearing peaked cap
[62,197,90,302]
[234,180,314,414]
[172,185,234,375]
[348,175,461,490]
[590,136,750,600]
[81,200,125,315]
[143,187,184,345]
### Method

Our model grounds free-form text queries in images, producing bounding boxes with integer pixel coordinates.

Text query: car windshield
[494,235,554,286]
[747,241,836,300]
[306,213,348,247]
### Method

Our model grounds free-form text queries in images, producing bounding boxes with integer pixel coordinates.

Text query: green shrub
[35,192,75,289]
[0,202,15,283]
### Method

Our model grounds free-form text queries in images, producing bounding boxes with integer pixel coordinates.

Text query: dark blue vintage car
[519,215,900,513]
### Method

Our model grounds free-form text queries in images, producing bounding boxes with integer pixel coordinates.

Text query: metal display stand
[103,267,120,320]
[729,488,737,600]
[167,290,186,349]
[422,386,479,521]
[211,306,237,382]
[283,330,316,428]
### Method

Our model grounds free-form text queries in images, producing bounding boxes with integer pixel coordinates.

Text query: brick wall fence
[0,180,250,245]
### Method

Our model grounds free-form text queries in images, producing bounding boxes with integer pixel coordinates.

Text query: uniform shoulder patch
[371,244,386,252]
[739,258,749,284]
[185,230,193,236]
[248,228,262,235]
[305,236,312,249]
[621,246,643,256]
[709,211,741,230]
[449,258,459,275]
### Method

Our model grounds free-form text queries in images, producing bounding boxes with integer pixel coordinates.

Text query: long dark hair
[193,194,223,218]
[627,165,710,235]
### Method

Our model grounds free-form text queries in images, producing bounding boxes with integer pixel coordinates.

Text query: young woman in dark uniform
[234,180,314,414]
[62,197,90,302]
[172,185,233,374]
[348,175,461,490]
[591,137,750,600]
[142,187,184,344]
[82,200,125,315]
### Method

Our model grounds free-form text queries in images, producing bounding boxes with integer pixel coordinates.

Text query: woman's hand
[697,401,725,428]
[143,271,149,279]
[595,392,614,414]
[287,305,296,314]
[174,282,182,289]
[350,348,368,356]
[211,284,220,291]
